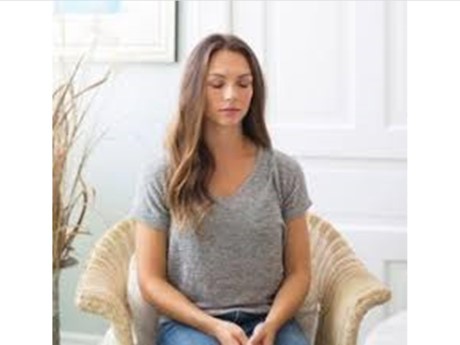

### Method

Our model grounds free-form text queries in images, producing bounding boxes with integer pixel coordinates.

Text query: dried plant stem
[52,55,109,271]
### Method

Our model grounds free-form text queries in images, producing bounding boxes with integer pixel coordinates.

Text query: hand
[213,319,249,345]
[248,321,276,345]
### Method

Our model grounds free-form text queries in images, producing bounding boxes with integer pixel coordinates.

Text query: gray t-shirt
[129,147,312,321]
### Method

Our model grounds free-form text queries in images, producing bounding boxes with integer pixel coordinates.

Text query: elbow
[286,269,311,299]
[138,273,162,307]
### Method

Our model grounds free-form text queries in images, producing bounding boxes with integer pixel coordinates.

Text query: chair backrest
[119,213,356,308]
[79,213,365,345]
[76,219,138,345]
[125,213,336,345]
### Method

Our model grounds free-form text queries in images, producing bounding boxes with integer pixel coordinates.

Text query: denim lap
[157,320,219,345]
[274,319,310,345]
[157,313,310,345]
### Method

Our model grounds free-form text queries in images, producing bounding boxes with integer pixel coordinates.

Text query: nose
[223,84,236,101]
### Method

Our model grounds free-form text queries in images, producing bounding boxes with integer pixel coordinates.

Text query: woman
[131,33,313,345]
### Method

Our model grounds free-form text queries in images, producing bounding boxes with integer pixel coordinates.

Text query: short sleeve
[129,161,171,232]
[280,158,313,222]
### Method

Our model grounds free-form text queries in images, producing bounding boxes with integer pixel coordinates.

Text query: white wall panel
[304,160,407,226]
[266,1,355,126]
[181,0,231,60]
[385,261,407,315]
[386,1,407,129]
[261,1,406,160]
[232,0,266,67]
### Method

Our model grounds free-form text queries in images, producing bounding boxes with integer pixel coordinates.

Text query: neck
[204,124,253,161]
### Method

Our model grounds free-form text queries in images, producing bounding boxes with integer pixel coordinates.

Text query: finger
[252,322,264,336]
[235,327,249,345]
[248,335,262,345]
[233,337,243,345]
[227,334,242,345]
[263,331,275,345]
[248,328,263,345]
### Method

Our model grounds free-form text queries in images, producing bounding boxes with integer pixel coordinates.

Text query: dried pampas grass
[52,55,109,271]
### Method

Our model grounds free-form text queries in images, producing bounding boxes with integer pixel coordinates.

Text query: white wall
[58,1,407,344]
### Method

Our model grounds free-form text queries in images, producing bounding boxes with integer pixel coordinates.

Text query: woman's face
[204,49,253,128]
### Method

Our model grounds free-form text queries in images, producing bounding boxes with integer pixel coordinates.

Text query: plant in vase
[52,55,109,345]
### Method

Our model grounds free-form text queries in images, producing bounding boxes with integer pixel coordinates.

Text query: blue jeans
[157,311,310,345]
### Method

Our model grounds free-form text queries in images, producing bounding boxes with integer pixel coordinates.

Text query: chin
[217,120,242,127]
[207,116,242,126]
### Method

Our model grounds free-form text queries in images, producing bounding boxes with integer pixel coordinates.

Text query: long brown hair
[163,33,272,233]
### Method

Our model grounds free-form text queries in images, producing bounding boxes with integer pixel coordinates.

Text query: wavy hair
[163,33,272,233]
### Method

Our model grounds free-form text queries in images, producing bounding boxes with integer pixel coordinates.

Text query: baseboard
[61,331,104,345]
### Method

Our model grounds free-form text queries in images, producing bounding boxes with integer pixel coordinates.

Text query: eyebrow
[208,73,253,78]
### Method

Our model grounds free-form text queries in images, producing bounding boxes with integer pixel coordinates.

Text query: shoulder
[270,148,304,176]
[138,154,170,186]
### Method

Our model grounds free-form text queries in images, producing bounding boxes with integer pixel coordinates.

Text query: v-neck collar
[212,147,265,203]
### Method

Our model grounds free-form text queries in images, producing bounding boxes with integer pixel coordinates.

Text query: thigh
[157,320,219,345]
[275,319,311,345]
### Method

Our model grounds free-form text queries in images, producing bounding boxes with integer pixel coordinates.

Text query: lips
[219,108,240,111]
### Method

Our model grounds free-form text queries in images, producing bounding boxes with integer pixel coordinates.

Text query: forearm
[141,277,220,336]
[265,272,310,331]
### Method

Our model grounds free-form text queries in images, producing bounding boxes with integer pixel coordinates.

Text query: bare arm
[265,214,311,330]
[136,221,248,345]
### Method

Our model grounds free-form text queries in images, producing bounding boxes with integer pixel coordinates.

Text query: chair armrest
[320,269,391,345]
[75,220,136,345]
[306,214,391,345]
[316,263,391,345]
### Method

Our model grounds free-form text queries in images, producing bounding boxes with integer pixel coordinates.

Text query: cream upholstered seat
[75,213,391,345]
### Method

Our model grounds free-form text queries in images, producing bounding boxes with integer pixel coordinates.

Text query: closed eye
[208,83,251,89]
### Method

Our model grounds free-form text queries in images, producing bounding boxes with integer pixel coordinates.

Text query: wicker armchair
[75,213,391,345]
